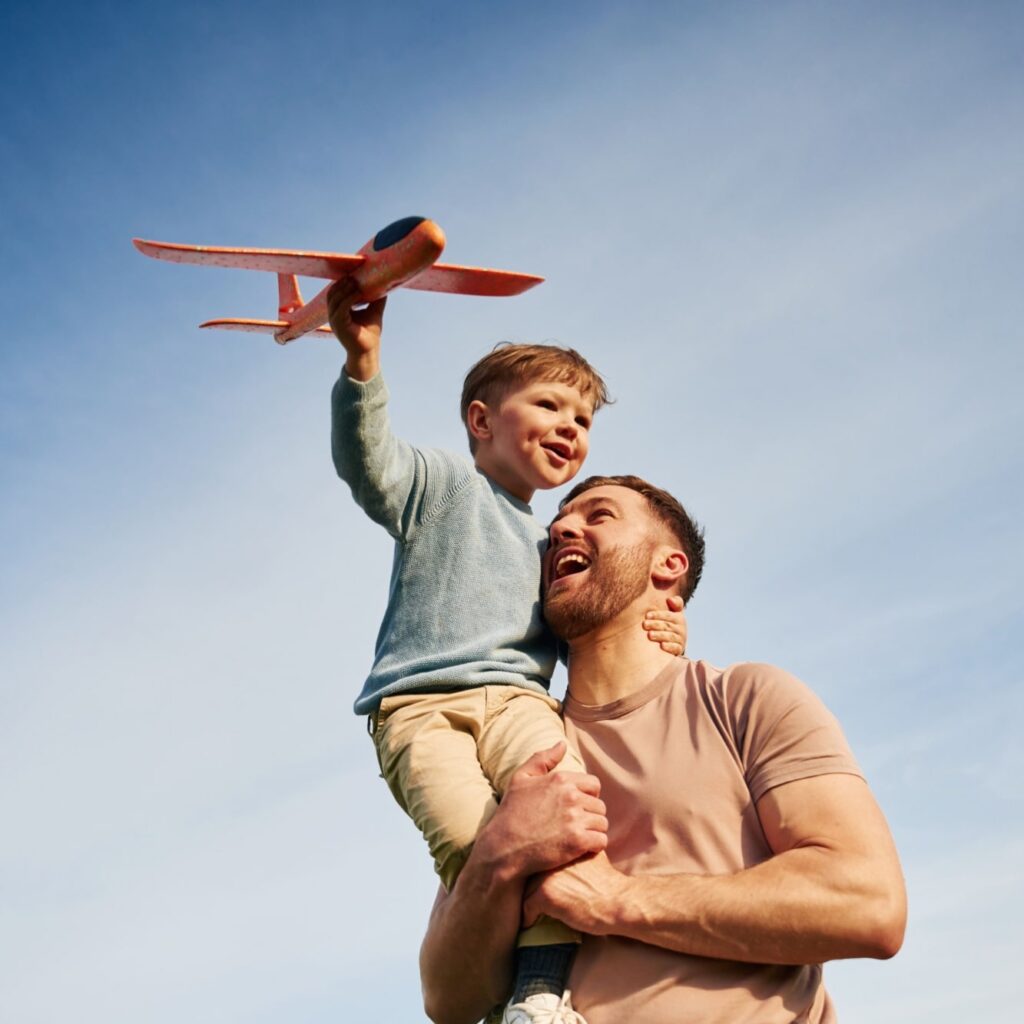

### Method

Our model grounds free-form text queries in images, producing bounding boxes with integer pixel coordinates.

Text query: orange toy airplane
[133,216,543,345]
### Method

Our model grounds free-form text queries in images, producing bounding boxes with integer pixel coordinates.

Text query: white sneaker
[501,990,587,1024]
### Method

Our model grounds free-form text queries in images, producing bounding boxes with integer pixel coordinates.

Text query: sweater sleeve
[331,371,472,540]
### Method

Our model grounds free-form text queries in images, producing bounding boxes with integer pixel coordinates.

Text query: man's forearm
[528,844,903,966]
[420,853,522,1024]
[614,845,904,964]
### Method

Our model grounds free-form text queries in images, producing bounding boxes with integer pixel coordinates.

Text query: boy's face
[471,379,593,502]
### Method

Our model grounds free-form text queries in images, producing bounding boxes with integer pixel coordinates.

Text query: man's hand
[475,741,608,882]
[523,851,628,934]
[643,594,687,656]
[327,277,386,382]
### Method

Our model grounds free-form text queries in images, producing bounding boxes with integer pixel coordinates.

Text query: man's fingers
[530,766,601,798]
[561,770,602,798]
[514,741,567,780]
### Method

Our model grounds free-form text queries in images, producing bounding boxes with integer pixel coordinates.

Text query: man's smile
[547,544,594,589]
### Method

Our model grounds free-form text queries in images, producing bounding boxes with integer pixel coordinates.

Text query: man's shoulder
[685,658,860,791]
[688,658,807,694]
[683,658,831,729]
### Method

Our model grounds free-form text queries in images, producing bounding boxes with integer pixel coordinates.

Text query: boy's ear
[466,400,493,444]
[651,546,688,590]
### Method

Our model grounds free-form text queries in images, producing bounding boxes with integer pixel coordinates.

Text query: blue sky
[2,1,1022,1020]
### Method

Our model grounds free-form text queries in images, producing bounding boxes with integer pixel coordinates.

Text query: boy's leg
[479,688,587,795]
[478,688,589,1021]
[374,689,499,891]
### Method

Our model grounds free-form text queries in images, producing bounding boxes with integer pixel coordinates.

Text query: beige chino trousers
[373,685,584,946]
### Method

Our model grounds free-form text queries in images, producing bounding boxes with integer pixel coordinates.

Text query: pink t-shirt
[563,658,863,1024]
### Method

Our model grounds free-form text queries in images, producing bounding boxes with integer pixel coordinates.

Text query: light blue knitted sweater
[332,372,557,715]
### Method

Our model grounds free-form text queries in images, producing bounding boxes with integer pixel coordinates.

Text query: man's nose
[551,518,581,542]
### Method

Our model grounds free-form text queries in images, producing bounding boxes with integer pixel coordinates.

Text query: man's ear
[466,400,493,445]
[652,547,688,590]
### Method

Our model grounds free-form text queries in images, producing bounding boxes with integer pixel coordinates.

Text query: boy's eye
[537,399,557,411]
[575,416,591,429]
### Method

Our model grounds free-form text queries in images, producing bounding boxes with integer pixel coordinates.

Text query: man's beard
[543,541,653,640]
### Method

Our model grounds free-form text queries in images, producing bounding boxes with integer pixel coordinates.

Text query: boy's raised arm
[329,278,469,539]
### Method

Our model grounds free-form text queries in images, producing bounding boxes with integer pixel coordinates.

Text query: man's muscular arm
[524,772,906,965]
[420,743,608,1024]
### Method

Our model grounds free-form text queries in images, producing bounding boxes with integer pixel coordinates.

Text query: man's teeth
[556,553,591,578]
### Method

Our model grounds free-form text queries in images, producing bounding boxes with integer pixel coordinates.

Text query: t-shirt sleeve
[331,371,472,539]
[723,662,864,804]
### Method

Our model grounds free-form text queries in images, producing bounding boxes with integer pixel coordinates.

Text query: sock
[512,943,576,1002]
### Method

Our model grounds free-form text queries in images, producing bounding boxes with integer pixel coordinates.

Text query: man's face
[542,485,657,639]
[474,380,593,501]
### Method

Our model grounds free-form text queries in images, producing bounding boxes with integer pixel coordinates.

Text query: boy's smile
[471,380,593,502]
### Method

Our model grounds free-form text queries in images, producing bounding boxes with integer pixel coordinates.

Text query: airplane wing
[135,239,542,295]
[405,262,544,297]
[133,239,365,279]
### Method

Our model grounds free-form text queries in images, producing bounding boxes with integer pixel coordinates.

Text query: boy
[328,278,683,1024]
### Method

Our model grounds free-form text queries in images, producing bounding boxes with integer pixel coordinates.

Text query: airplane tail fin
[278,274,304,318]
[202,274,321,343]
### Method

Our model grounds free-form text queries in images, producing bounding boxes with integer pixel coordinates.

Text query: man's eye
[590,509,612,521]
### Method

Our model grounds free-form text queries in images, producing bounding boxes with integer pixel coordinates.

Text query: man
[420,475,906,1024]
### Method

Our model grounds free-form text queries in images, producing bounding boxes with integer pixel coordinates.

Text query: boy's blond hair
[460,343,611,453]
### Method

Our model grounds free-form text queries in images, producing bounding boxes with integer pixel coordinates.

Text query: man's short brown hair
[460,343,611,452]
[559,474,706,603]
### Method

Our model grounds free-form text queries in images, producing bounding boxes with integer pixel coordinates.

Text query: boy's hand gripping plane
[133,216,543,345]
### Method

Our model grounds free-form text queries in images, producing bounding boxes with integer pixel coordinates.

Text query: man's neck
[565,603,679,707]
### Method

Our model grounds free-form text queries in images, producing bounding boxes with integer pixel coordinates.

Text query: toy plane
[133,216,544,345]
